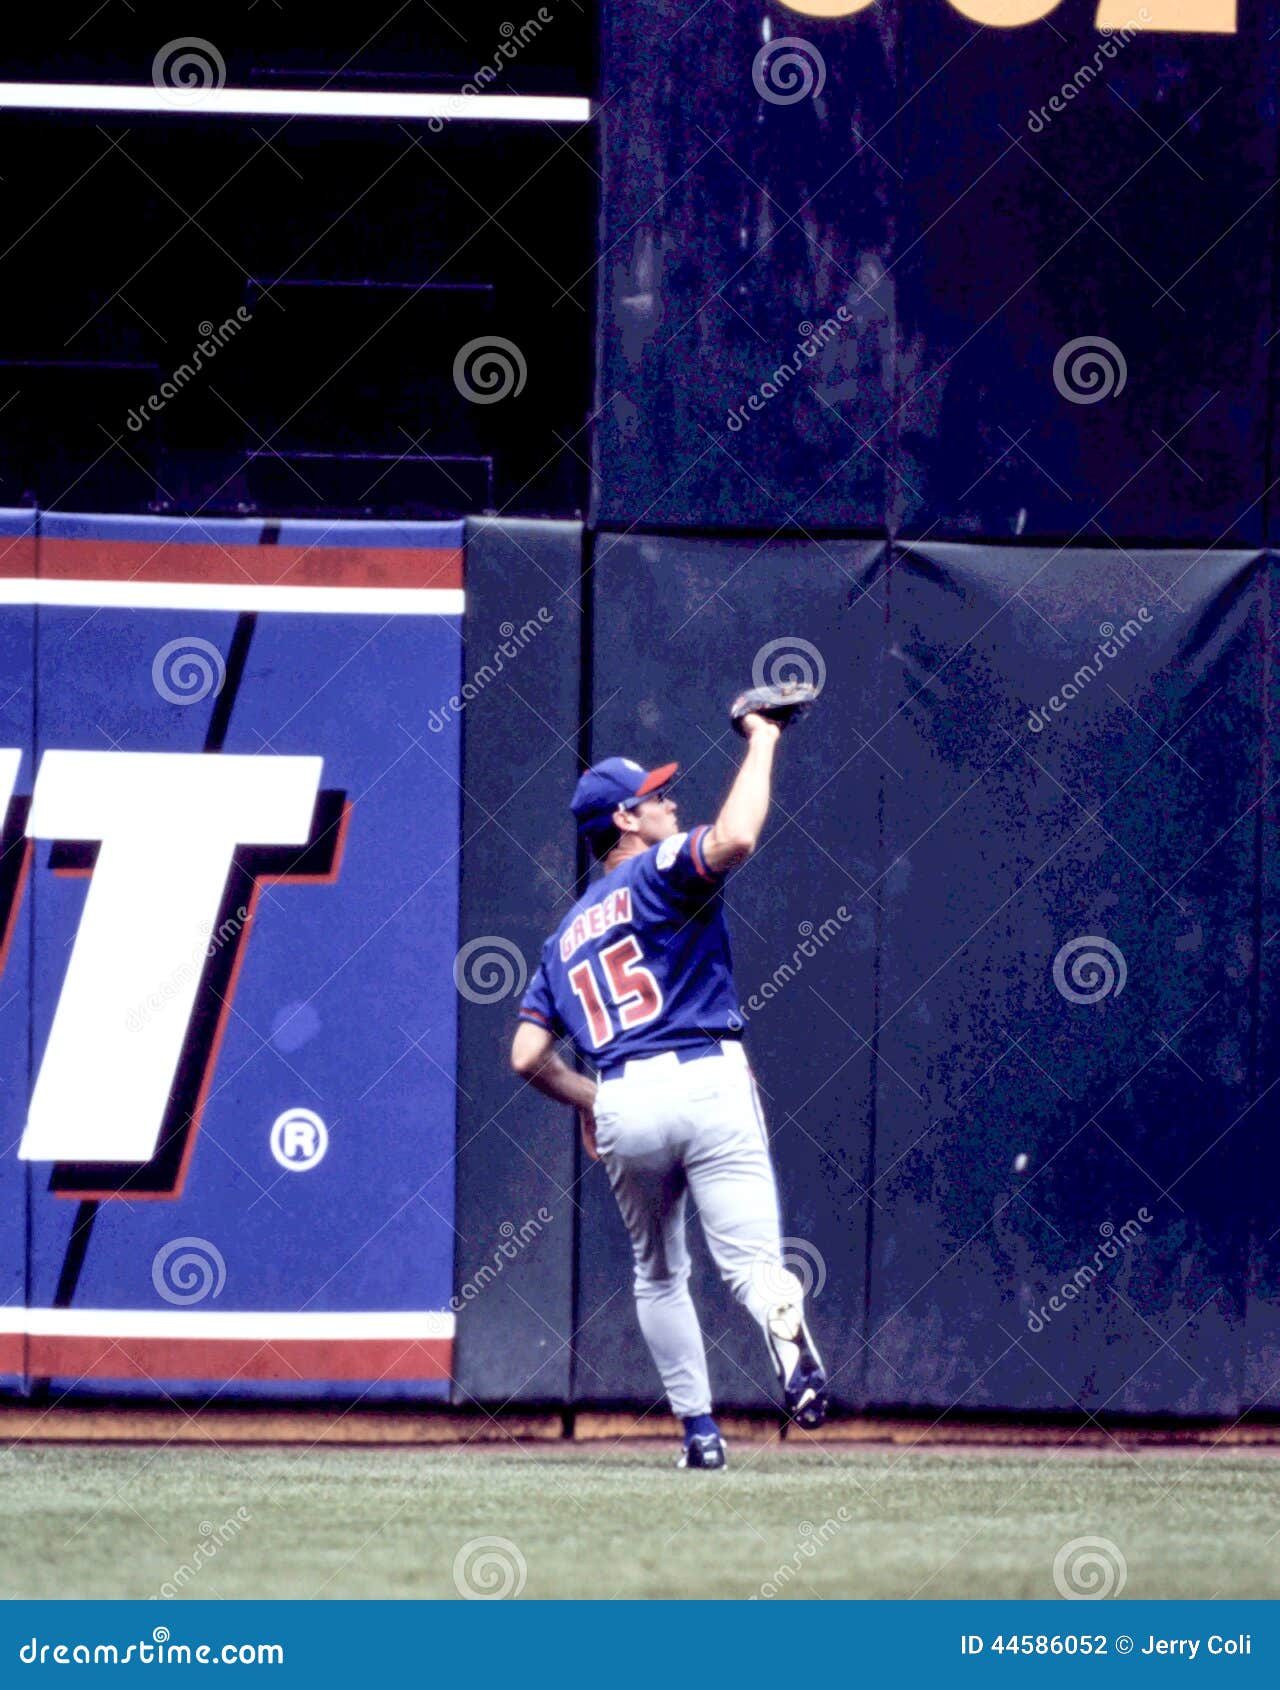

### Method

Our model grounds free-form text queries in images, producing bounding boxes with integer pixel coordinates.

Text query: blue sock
[682,1413,719,1442]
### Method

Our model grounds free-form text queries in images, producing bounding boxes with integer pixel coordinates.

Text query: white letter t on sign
[19,751,323,1165]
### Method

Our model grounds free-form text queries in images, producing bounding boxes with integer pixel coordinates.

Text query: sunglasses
[621,784,673,810]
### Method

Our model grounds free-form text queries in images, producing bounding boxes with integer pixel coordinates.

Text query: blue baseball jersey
[518,824,744,1066]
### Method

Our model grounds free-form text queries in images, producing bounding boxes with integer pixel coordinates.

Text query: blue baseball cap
[571,756,679,836]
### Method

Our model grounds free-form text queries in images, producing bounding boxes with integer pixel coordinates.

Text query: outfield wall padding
[5,511,1277,1419]
[451,518,585,1406]
[573,537,1271,1417]
[575,535,886,1412]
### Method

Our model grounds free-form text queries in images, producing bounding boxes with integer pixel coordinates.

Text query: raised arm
[699,713,781,874]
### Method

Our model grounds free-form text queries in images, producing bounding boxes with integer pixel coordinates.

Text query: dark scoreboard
[596,0,1270,540]
[0,5,596,520]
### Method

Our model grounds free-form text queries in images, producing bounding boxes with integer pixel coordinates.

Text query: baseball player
[509,706,826,1469]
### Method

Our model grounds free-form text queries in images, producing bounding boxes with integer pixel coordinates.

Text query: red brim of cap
[637,761,679,795]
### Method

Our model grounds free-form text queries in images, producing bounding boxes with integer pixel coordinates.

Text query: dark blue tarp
[596,3,1276,540]
[575,536,1273,1417]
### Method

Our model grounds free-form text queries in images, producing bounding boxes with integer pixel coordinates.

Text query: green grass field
[2,1441,1277,1601]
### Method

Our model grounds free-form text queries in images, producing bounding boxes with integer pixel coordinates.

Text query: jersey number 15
[567,936,664,1048]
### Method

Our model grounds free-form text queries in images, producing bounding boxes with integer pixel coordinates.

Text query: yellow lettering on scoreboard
[777,0,1237,29]
[946,0,1063,20]
[774,0,875,13]
[1094,0,1235,29]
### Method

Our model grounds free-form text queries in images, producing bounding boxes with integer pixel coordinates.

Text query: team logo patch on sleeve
[656,831,688,871]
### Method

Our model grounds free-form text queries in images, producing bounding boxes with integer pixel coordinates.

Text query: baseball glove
[729,679,819,736]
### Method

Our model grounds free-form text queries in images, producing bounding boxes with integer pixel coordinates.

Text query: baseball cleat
[677,1430,727,1470]
[765,1302,828,1430]
[784,1355,828,1430]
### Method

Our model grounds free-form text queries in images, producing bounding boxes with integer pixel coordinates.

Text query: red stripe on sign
[36,539,463,590]
[0,839,32,972]
[0,1331,23,1374]
[0,530,38,578]
[28,1335,453,1382]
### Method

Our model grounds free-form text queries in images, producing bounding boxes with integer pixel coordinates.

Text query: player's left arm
[510,1022,600,1159]
[510,1020,595,1107]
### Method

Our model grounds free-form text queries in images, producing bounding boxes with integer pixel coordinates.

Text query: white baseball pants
[591,1039,805,1419]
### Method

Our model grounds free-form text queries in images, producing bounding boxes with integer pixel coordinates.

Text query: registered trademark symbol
[269,1108,329,1171]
